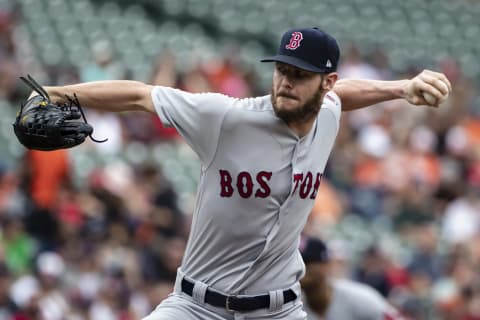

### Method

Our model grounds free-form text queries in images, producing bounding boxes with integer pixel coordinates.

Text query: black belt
[181,278,297,312]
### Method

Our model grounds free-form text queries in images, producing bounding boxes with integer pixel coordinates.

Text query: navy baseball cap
[261,27,340,73]
[300,236,330,264]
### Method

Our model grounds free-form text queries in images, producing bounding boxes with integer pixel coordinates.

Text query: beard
[271,86,324,125]
[302,281,332,316]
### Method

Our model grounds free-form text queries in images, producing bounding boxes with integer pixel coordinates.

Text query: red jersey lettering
[299,171,313,199]
[309,173,323,199]
[219,170,234,197]
[237,172,254,198]
[292,173,304,196]
[255,171,272,198]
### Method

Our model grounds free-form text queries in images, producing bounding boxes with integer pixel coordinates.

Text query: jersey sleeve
[322,90,341,130]
[151,86,232,165]
[331,279,401,320]
[383,308,405,320]
[356,287,400,320]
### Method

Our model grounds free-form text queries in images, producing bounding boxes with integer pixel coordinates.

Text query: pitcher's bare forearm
[334,70,451,111]
[43,80,155,113]
[333,79,408,111]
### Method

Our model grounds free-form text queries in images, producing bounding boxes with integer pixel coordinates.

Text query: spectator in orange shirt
[21,149,71,250]
[308,178,344,229]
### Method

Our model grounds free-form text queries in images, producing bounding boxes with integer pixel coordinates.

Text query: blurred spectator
[122,111,159,144]
[0,8,17,59]
[140,235,186,284]
[0,6,22,102]
[441,186,480,245]
[150,51,178,88]
[0,216,35,275]
[407,223,443,282]
[80,40,125,83]
[97,222,140,289]
[135,164,184,237]
[88,269,135,320]
[149,52,181,142]
[339,45,386,130]
[46,64,80,86]
[350,124,391,219]
[35,251,70,320]
[338,45,382,80]
[9,274,40,320]
[325,239,353,279]
[87,162,131,223]
[21,150,71,250]
[0,263,18,318]
[309,178,344,228]
[354,245,392,297]
[369,47,394,80]
[460,282,480,320]
[179,66,212,94]
[78,40,126,154]
[202,46,251,98]
[82,110,124,154]
[0,165,26,219]
[63,244,102,309]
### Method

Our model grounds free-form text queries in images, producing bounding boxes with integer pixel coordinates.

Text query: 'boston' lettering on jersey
[292,172,322,199]
[219,170,272,198]
[219,170,322,199]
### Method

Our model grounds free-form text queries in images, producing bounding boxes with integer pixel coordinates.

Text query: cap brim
[260,55,327,73]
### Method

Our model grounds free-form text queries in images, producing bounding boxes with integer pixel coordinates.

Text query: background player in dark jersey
[300,235,404,320]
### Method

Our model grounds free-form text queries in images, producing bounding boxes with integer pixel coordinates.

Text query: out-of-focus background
[0,0,479,319]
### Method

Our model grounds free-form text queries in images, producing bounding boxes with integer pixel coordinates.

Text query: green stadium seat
[161,0,187,17]
[185,0,211,19]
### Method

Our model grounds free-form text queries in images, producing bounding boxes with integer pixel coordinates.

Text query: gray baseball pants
[142,270,307,320]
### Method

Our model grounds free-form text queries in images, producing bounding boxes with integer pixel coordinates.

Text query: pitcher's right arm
[41,80,155,113]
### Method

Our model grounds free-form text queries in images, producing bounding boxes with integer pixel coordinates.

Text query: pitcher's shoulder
[320,91,341,121]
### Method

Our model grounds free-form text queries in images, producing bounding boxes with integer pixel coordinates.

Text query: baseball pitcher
[19,27,451,320]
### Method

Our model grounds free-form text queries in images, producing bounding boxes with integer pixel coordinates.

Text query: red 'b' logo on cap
[285,32,303,50]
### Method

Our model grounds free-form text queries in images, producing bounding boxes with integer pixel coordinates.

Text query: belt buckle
[225,295,237,312]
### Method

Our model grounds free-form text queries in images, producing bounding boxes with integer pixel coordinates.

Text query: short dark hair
[300,235,329,264]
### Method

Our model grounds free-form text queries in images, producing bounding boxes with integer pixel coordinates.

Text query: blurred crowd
[1,2,480,320]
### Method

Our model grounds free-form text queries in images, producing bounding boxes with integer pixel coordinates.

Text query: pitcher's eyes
[276,65,313,80]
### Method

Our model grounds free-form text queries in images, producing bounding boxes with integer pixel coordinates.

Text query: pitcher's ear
[322,73,338,91]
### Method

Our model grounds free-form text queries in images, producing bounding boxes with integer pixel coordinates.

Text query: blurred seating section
[15,0,480,82]
[26,0,480,74]
[0,0,479,317]
[1,0,477,205]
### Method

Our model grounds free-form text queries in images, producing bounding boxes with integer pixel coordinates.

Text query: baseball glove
[13,75,106,151]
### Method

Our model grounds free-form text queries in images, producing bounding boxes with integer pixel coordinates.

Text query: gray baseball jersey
[152,87,341,295]
[305,279,403,320]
